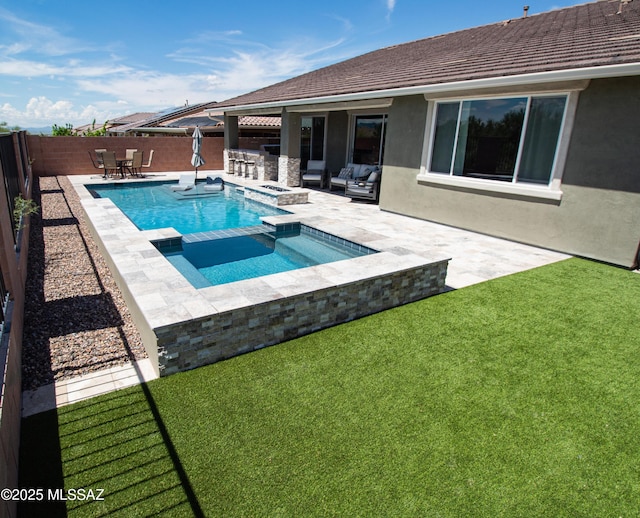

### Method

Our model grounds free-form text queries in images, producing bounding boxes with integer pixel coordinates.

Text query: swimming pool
[89,181,288,234]
[74,175,449,378]
[157,224,377,288]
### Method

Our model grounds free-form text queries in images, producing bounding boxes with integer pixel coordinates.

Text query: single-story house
[209,0,640,268]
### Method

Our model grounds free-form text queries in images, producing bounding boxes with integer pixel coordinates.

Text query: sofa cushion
[337,167,354,179]
[366,171,380,183]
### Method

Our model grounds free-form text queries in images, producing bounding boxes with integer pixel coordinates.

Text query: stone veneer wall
[155,259,449,376]
[278,156,301,186]
[225,150,278,181]
[244,187,308,206]
[258,156,278,181]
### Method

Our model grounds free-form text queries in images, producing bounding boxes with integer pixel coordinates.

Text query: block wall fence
[26,135,227,176]
[27,135,279,177]
[0,132,33,518]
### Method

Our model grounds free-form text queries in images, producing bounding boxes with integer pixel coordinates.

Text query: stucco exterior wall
[380,80,640,268]
[326,111,349,174]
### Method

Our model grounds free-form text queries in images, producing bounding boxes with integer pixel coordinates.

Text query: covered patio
[215,98,391,191]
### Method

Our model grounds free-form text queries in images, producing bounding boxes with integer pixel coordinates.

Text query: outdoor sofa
[330,163,381,191]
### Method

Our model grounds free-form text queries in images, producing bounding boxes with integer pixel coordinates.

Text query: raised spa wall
[242,184,308,206]
[155,258,448,375]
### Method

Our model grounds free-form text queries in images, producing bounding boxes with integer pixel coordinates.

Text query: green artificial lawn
[19,258,640,517]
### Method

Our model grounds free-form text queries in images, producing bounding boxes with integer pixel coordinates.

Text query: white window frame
[417,90,580,201]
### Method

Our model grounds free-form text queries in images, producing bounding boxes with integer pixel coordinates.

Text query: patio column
[223,114,239,174]
[278,108,301,187]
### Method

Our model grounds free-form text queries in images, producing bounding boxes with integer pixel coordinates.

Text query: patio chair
[94,148,107,164]
[204,175,224,191]
[243,152,257,178]
[88,151,105,171]
[129,151,144,177]
[170,173,196,191]
[235,151,246,176]
[227,149,237,175]
[141,149,154,170]
[125,148,137,160]
[301,160,326,189]
[101,151,121,179]
[345,170,381,202]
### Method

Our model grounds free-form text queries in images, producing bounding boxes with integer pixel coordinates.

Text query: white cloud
[0,8,359,127]
[0,58,132,78]
[168,32,350,100]
[0,8,96,57]
[387,0,397,18]
[77,71,214,107]
[0,96,117,127]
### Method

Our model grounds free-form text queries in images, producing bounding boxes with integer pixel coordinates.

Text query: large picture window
[429,95,567,185]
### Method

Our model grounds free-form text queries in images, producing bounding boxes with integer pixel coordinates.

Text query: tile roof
[238,116,281,128]
[216,0,640,109]
[161,113,281,129]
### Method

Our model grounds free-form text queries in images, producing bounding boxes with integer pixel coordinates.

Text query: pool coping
[70,173,451,377]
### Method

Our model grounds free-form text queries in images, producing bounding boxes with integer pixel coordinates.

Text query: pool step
[181,225,268,244]
[164,253,212,289]
[274,235,361,266]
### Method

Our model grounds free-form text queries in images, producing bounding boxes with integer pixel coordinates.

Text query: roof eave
[118,127,189,135]
[213,62,640,113]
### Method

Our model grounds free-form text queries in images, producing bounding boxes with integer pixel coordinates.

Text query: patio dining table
[116,158,132,177]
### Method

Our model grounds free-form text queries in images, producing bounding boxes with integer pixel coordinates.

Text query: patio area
[22,172,569,416]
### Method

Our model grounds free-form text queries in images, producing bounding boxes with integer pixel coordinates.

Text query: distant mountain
[25,126,52,135]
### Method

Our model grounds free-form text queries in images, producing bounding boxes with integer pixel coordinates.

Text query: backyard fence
[0,130,32,518]
[25,135,275,177]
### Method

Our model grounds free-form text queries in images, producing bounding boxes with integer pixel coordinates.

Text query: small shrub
[13,195,39,229]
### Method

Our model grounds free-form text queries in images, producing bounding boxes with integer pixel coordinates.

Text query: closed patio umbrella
[191,126,205,180]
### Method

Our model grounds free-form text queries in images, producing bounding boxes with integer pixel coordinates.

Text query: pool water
[160,227,376,288]
[90,181,288,234]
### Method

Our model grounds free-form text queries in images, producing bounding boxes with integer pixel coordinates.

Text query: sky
[0,0,585,129]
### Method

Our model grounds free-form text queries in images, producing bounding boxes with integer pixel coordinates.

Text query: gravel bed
[22,176,147,391]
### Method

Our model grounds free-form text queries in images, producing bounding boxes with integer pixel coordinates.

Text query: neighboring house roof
[215,0,640,110]
[107,103,281,134]
[109,112,157,125]
[163,114,221,129]
[107,102,217,134]
[161,113,281,130]
[74,112,156,133]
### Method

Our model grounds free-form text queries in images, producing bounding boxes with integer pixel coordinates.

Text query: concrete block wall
[27,135,225,176]
[0,131,32,518]
[155,259,449,376]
